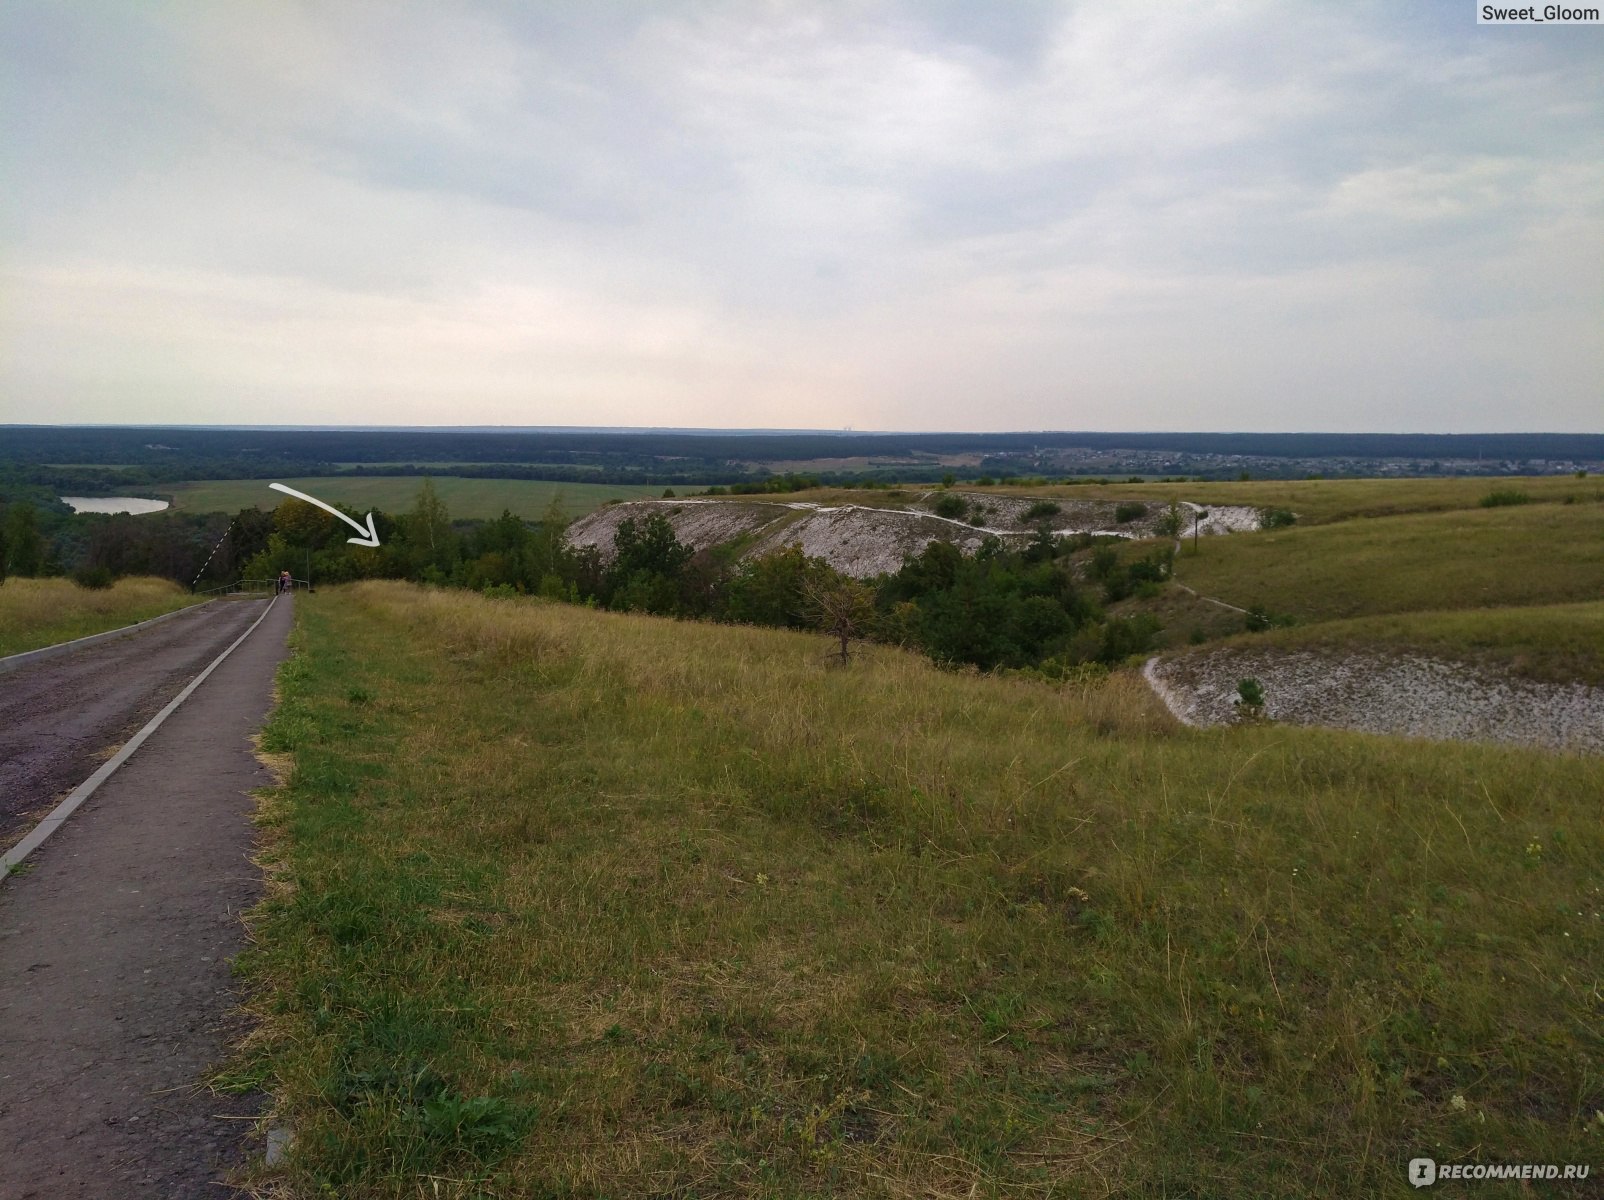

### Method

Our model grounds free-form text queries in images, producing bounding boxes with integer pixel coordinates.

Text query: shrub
[1088,545,1120,581]
[1024,500,1062,522]
[1235,677,1266,713]
[1260,507,1296,528]
[1094,613,1163,664]
[932,493,967,519]
[1114,502,1148,523]
[72,565,115,590]
[1480,489,1530,508]
[1244,604,1272,632]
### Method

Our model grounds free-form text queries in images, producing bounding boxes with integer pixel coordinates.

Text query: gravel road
[0,593,292,1196]
[0,598,270,851]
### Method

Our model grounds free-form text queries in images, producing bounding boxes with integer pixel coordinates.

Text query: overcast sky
[2,2,1599,432]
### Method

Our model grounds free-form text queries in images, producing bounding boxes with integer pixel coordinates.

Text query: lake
[60,496,171,515]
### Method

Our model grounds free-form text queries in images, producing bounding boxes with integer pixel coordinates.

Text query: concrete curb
[0,600,219,676]
[1,595,282,879]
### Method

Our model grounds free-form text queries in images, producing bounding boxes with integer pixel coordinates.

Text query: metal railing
[195,577,309,596]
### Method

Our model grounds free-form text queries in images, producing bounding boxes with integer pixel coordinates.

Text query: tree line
[2,481,1171,674]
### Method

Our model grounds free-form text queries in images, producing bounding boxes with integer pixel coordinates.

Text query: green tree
[273,497,334,549]
[725,545,828,629]
[611,513,692,580]
[532,492,570,586]
[606,513,692,614]
[4,503,45,577]
[404,479,455,574]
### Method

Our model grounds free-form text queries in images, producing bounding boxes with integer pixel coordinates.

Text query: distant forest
[3,426,1601,497]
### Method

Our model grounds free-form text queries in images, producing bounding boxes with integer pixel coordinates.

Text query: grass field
[774,476,1602,527]
[1203,600,1604,688]
[1025,475,1601,526]
[1172,501,1604,623]
[167,477,670,521]
[0,577,203,657]
[236,582,1601,1197]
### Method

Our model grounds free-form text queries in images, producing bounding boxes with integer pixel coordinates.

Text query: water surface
[60,496,171,515]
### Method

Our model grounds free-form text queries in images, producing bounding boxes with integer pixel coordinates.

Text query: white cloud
[0,1,1598,430]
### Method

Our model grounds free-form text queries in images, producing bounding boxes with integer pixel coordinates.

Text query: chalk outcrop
[566,493,1261,579]
[1145,647,1604,754]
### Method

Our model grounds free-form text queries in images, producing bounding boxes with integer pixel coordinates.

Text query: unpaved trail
[0,598,271,851]
[0,593,293,1197]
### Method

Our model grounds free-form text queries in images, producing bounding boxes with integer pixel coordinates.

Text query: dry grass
[238,583,1602,1197]
[0,576,201,657]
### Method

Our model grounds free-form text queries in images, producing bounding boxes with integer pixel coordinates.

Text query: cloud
[0,1,1598,431]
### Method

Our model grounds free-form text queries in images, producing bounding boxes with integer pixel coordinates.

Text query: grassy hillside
[1199,600,1604,688]
[1020,475,1601,525]
[167,476,668,520]
[786,476,1600,526]
[239,582,1601,1197]
[0,576,204,657]
[1173,501,1604,623]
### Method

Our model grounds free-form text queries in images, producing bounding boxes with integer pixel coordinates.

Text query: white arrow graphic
[268,482,382,547]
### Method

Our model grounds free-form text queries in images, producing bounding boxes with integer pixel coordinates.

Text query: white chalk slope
[566,493,1260,578]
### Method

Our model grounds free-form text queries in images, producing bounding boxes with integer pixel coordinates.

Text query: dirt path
[0,593,293,1197]
[0,598,272,851]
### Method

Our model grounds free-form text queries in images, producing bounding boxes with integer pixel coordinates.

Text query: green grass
[0,576,204,657]
[166,476,670,521]
[1205,600,1604,688]
[763,476,1603,528]
[237,582,1602,1198]
[329,462,602,470]
[928,476,1598,526]
[1173,501,1604,623]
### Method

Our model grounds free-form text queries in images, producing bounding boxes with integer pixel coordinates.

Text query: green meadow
[236,580,1602,1198]
[167,476,670,521]
[1172,501,1604,624]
